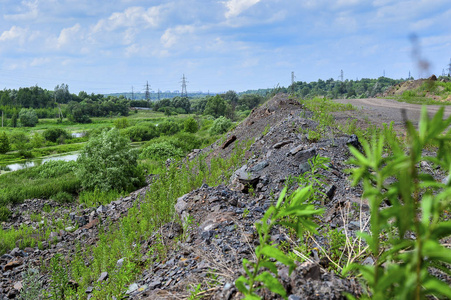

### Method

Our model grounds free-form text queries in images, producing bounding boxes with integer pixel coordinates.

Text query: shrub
[43,128,70,143]
[19,108,38,127]
[158,119,182,136]
[140,141,184,161]
[51,191,73,203]
[114,118,129,129]
[0,132,10,154]
[122,124,158,142]
[0,207,11,222]
[183,117,198,133]
[209,116,232,135]
[345,107,451,299]
[76,128,145,192]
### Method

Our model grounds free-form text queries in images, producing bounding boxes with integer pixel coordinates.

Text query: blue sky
[0,0,450,94]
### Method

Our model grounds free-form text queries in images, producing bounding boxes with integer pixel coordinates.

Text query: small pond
[3,153,79,172]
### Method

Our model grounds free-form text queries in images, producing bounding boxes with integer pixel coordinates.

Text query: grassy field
[0,109,196,167]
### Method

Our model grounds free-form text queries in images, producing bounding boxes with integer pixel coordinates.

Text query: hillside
[382,76,451,103]
[1,94,450,299]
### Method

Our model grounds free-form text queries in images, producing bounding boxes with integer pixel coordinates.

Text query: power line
[144,81,151,102]
[180,74,188,98]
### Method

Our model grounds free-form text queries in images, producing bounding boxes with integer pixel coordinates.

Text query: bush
[43,128,70,143]
[140,141,184,161]
[0,132,10,154]
[158,119,182,136]
[114,118,129,129]
[76,128,145,192]
[0,207,11,222]
[209,116,232,135]
[19,108,38,127]
[183,117,198,133]
[51,191,73,203]
[122,124,158,142]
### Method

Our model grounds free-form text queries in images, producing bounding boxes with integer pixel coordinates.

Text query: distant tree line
[0,84,130,126]
[287,77,405,99]
[147,91,265,120]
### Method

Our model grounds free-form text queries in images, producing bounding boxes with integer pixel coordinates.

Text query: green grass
[46,140,252,299]
[392,80,451,105]
[0,161,80,205]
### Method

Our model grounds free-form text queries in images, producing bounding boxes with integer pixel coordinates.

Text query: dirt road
[332,98,451,132]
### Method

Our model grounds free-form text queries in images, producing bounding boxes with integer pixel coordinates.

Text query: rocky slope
[1,93,448,299]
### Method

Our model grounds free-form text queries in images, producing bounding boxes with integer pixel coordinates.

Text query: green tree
[76,128,145,192]
[209,116,232,135]
[183,117,198,133]
[18,108,38,127]
[0,132,10,154]
[204,95,227,118]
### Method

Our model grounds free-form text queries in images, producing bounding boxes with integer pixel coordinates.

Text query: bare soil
[332,97,451,133]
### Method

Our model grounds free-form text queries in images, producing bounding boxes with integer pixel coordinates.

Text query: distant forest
[0,77,411,125]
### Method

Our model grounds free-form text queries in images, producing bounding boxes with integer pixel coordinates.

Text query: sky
[0,0,450,95]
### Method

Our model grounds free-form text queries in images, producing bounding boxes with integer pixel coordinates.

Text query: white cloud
[0,26,29,44]
[92,6,162,33]
[223,0,262,18]
[161,25,196,48]
[57,24,81,48]
[3,0,39,21]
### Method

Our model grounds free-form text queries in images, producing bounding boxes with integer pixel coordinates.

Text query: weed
[344,107,451,299]
[236,187,323,299]
[18,267,43,300]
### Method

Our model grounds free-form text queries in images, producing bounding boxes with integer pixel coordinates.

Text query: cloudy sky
[0,0,450,94]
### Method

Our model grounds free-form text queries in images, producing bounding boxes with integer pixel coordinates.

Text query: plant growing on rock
[345,107,451,299]
[235,186,323,299]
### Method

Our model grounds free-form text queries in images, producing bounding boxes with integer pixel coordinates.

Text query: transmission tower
[340,70,344,82]
[131,86,134,100]
[157,89,161,101]
[180,74,188,98]
[447,58,451,76]
[145,81,151,102]
[409,71,411,79]
[291,71,296,93]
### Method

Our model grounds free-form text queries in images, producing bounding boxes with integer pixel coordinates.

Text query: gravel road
[332,98,451,131]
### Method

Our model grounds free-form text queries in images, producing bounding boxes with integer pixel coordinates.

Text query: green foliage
[76,128,144,192]
[158,119,182,135]
[236,187,323,299]
[114,117,129,129]
[345,107,451,299]
[43,128,70,143]
[0,206,11,222]
[37,161,78,178]
[18,268,43,300]
[209,116,232,135]
[30,132,45,148]
[78,188,124,208]
[140,141,184,161]
[48,254,75,299]
[184,117,199,133]
[204,95,228,118]
[0,160,80,205]
[122,124,158,142]
[65,141,250,298]
[19,108,39,127]
[51,191,74,203]
[0,131,10,154]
